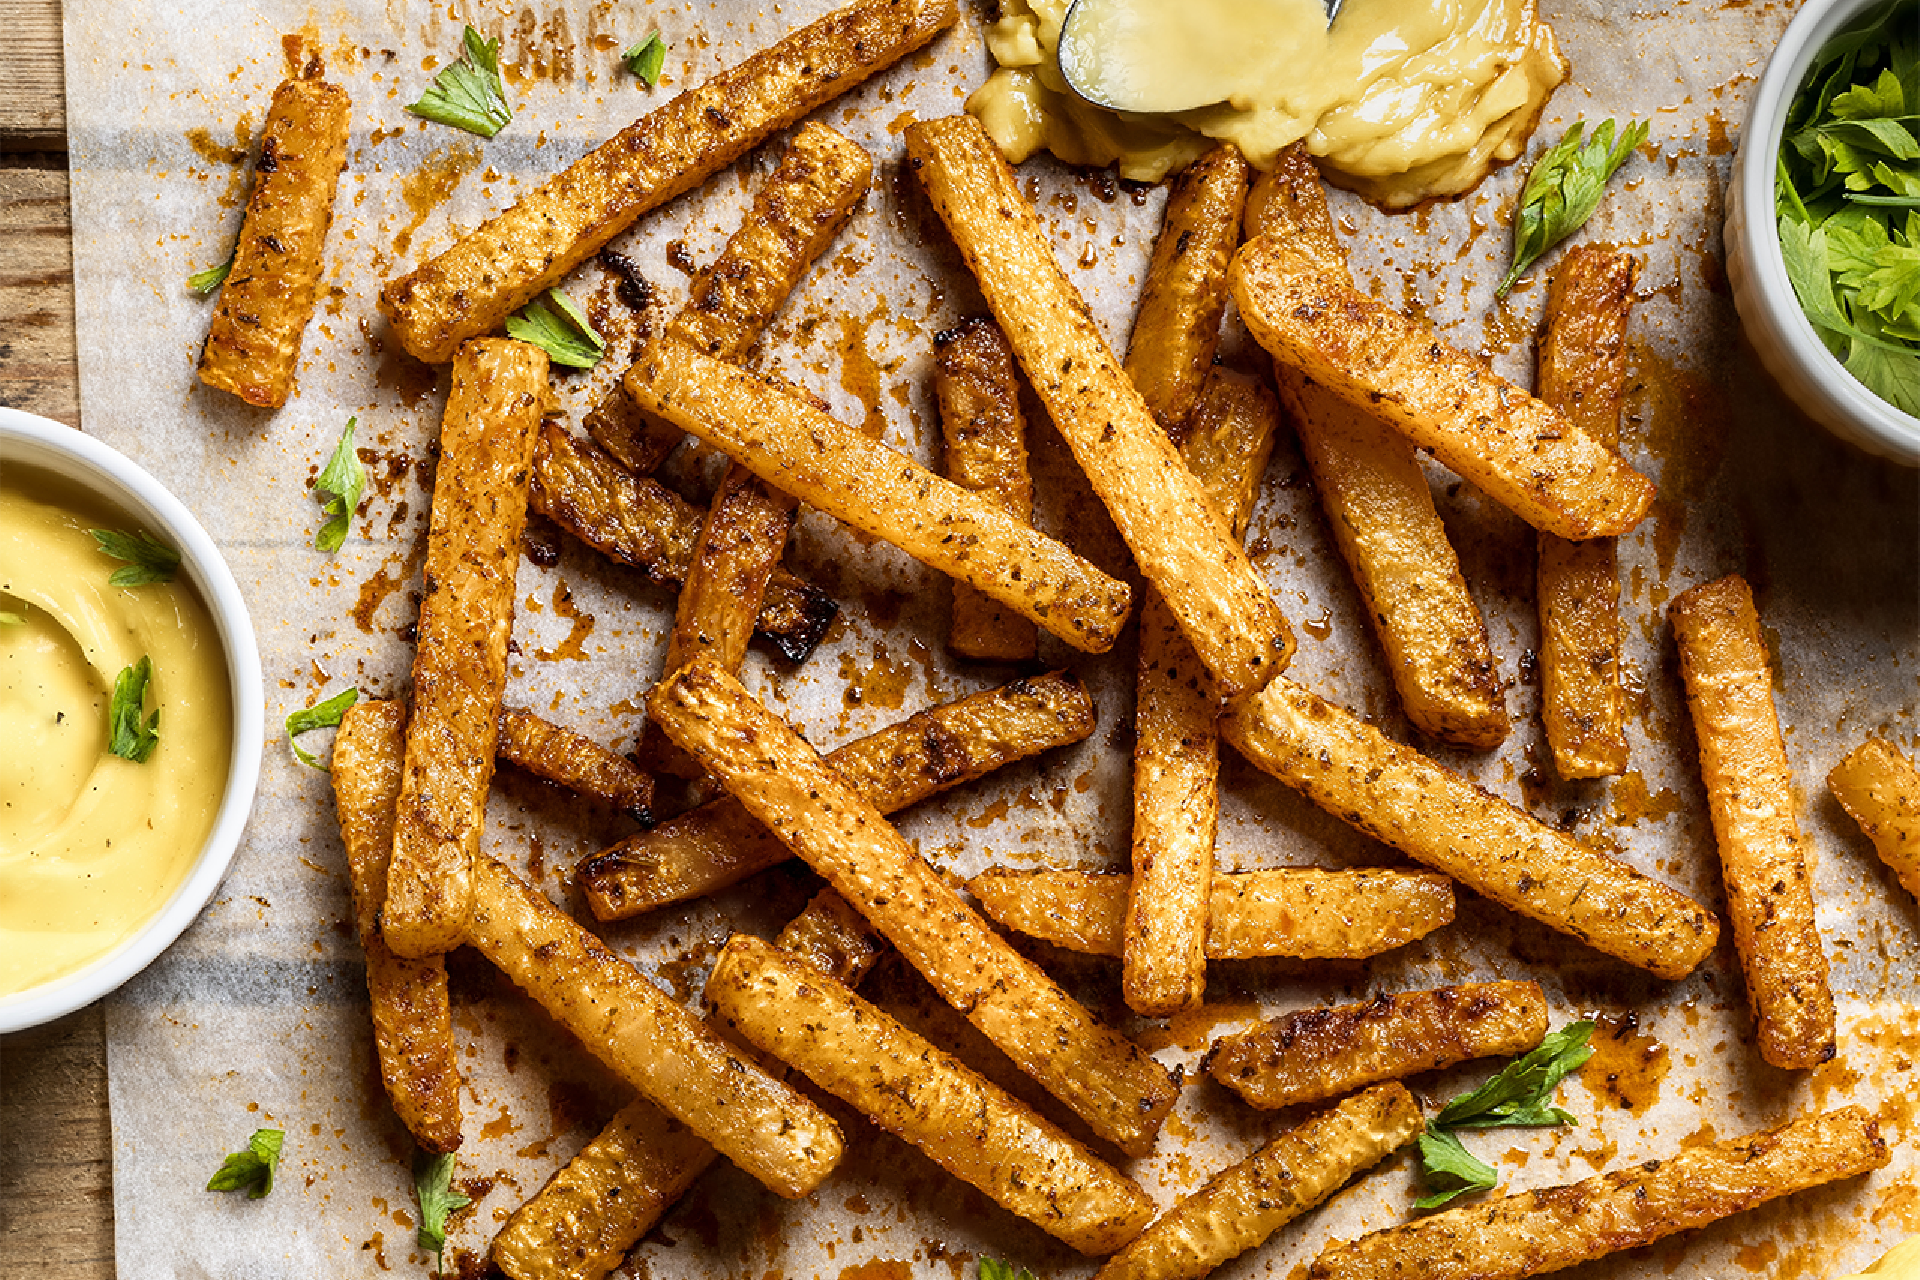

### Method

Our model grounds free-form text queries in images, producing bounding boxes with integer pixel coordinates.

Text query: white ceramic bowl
[1725,0,1920,465]
[0,407,263,1033]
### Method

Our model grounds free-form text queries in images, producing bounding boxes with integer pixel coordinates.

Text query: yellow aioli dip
[968,0,1568,205]
[0,471,232,996]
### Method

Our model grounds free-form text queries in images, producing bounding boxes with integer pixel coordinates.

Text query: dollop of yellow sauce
[967,0,1568,205]
[0,472,232,997]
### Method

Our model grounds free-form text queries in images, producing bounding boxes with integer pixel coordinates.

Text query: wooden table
[0,2,116,1275]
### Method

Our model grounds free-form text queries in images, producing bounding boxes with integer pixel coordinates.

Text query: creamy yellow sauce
[1838,1237,1920,1280]
[968,0,1568,205]
[0,472,231,996]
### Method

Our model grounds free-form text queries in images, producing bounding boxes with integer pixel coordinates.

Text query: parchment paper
[61,0,1919,1275]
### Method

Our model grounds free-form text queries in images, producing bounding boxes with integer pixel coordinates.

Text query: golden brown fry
[624,340,1133,653]
[1096,1083,1424,1280]
[379,0,957,363]
[1310,1106,1889,1280]
[1536,248,1638,778]
[197,65,350,407]
[1205,981,1547,1111]
[905,113,1290,695]
[1123,144,1251,440]
[465,857,842,1198]
[1670,574,1835,1069]
[384,339,547,959]
[579,671,1097,919]
[1219,678,1719,978]
[1230,234,1656,540]
[1829,738,1920,900]
[330,701,461,1154]
[649,657,1180,1155]
[970,867,1455,961]
[935,317,1038,661]
[1126,370,1279,1016]
[496,708,654,823]
[708,933,1156,1255]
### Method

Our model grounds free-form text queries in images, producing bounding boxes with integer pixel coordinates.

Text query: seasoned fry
[384,339,547,959]
[1829,738,1920,899]
[971,867,1455,961]
[584,383,682,478]
[379,0,957,363]
[708,933,1157,1254]
[624,340,1133,653]
[1096,1083,1424,1280]
[1231,235,1656,540]
[935,318,1038,661]
[580,671,1097,919]
[1670,574,1835,1069]
[1127,370,1278,1016]
[1123,143,1251,439]
[330,701,461,1154]
[1205,981,1547,1111]
[649,657,1180,1155]
[1219,678,1719,978]
[905,113,1290,695]
[496,708,654,824]
[530,423,837,663]
[1310,1106,1889,1280]
[197,64,351,407]
[465,857,843,1198]
[1536,248,1638,778]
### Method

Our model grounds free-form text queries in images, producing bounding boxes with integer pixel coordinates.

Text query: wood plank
[0,1005,114,1280]
[0,0,66,150]
[0,166,80,427]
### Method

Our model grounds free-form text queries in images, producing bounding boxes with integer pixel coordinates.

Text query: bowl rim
[0,406,264,1033]
[1738,0,1920,460]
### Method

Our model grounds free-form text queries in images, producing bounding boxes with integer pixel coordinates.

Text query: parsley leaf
[0,611,23,626]
[1497,118,1650,297]
[505,289,605,368]
[979,1261,1038,1280]
[624,33,667,87]
[1413,1128,1499,1210]
[107,656,160,763]
[188,254,234,296]
[313,417,365,553]
[414,1150,473,1276]
[408,25,513,138]
[90,528,180,587]
[206,1128,283,1198]
[286,687,360,769]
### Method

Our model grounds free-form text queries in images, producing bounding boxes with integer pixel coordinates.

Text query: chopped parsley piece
[1498,118,1649,297]
[623,33,667,86]
[206,1128,283,1198]
[312,417,365,553]
[107,656,160,763]
[188,254,234,295]
[414,1150,472,1275]
[286,686,360,769]
[89,527,180,587]
[505,289,605,369]
[407,25,513,138]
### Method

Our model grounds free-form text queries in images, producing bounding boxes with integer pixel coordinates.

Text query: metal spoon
[1058,0,1343,114]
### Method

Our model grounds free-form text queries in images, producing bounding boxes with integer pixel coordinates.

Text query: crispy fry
[1670,574,1835,1069]
[197,65,351,407]
[379,0,957,363]
[496,708,654,824]
[971,867,1454,961]
[905,113,1290,695]
[465,857,842,1198]
[708,933,1156,1254]
[1829,738,1920,900]
[1096,1083,1424,1280]
[384,339,547,959]
[649,657,1179,1155]
[1230,234,1656,540]
[1127,370,1278,1016]
[935,317,1038,661]
[330,701,461,1154]
[1123,143,1251,440]
[624,340,1133,652]
[1219,678,1719,978]
[1205,981,1547,1110]
[1310,1106,1888,1280]
[1536,248,1638,778]
[584,382,682,477]
[580,671,1097,919]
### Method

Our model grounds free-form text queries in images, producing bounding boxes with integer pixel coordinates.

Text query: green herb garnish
[407,25,513,138]
[286,687,359,769]
[1497,118,1649,297]
[980,1261,1038,1280]
[206,1128,283,1198]
[313,417,365,553]
[90,528,181,587]
[623,33,667,86]
[107,656,160,762]
[505,289,605,368]
[188,254,234,295]
[413,1150,473,1276]
[1414,1020,1595,1209]
[0,611,23,626]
